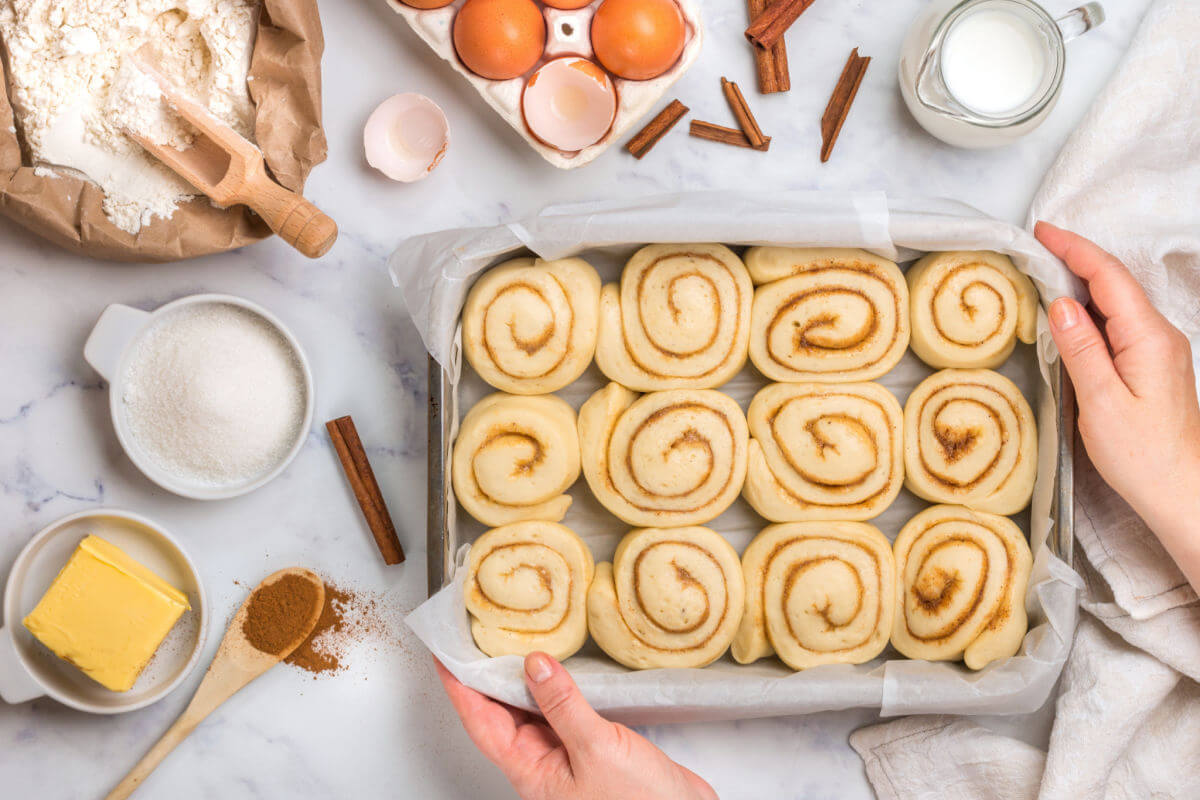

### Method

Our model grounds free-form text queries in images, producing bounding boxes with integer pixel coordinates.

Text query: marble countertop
[0,0,1150,797]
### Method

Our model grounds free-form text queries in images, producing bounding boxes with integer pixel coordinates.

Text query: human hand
[1037,221,1200,590]
[435,654,717,800]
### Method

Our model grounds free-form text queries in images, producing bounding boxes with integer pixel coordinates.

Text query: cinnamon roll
[452,393,580,526]
[745,248,910,383]
[908,251,1039,369]
[733,522,894,670]
[462,257,601,394]
[578,383,749,527]
[892,505,1032,670]
[465,521,595,659]
[903,369,1037,514]
[588,526,745,669]
[744,382,904,522]
[595,243,752,390]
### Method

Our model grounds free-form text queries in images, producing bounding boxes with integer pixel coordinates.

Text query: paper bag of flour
[0,0,327,263]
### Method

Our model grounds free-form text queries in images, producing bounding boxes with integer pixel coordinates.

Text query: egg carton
[387,0,703,169]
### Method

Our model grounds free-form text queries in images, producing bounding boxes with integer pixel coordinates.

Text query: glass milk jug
[899,0,1105,148]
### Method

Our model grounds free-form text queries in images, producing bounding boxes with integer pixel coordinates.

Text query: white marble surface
[0,0,1150,797]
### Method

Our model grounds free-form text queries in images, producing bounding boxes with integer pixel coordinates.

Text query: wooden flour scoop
[127,48,337,259]
[105,568,325,800]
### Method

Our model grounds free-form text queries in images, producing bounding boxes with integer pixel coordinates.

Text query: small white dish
[0,509,208,714]
[84,293,315,500]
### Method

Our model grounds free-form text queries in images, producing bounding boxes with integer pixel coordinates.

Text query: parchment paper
[392,191,1087,723]
[0,0,327,263]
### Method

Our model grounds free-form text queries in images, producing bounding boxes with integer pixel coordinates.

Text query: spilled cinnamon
[286,583,350,674]
[283,581,392,677]
[242,574,322,656]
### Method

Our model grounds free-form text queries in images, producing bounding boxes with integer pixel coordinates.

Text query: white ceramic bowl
[0,509,208,714]
[83,293,315,500]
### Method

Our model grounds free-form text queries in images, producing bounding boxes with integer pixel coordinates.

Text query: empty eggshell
[364,93,450,182]
[522,57,617,152]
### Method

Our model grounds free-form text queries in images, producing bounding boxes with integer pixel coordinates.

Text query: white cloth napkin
[852,2,1200,797]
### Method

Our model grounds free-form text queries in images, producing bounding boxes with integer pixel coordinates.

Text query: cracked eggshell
[522,57,617,152]
[364,93,450,183]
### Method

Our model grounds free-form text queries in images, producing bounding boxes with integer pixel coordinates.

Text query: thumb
[1048,297,1126,405]
[524,652,608,754]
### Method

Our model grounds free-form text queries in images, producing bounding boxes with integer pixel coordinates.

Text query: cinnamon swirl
[452,393,581,526]
[595,244,752,390]
[892,505,1032,670]
[903,369,1037,514]
[465,521,595,659]
[746,248,910,383]
[744,382,904,522]
[462,257,601,394]
[908,251,1039,369]
[578,383,749,527]
[588,526,745,669]
[733,522,894,670]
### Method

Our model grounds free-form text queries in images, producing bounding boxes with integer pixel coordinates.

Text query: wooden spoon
[126,48,338,259]
[105,568,325,800]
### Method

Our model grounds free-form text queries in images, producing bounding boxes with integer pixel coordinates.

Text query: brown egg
[453,0,547,81]
[399,0,454,8]
[591,0,685,81]
[542,0,594,8]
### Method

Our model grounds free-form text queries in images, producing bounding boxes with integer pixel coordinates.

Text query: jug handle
[1056,2,1105,43]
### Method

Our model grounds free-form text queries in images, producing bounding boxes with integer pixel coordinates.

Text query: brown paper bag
[0,0,328,263]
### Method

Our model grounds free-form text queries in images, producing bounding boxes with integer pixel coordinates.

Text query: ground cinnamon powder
[286,583,350,674]
[242,574,322,655]
[283,580,392,678]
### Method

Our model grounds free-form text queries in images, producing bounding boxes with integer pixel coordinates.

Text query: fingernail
[1050,298,1080,331]
[525,652,553,684]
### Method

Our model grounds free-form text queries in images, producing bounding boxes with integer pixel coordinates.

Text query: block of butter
[23,535,190,692]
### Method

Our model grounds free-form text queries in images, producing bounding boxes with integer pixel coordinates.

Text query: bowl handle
[0,626,44,704]
[84,304,151,382]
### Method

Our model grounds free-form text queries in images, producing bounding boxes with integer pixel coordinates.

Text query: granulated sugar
[122,302,306,486]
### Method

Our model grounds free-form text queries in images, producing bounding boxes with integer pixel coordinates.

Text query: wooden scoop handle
[241,165,338,259]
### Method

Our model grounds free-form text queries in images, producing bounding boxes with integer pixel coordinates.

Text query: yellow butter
[23,535,190,692]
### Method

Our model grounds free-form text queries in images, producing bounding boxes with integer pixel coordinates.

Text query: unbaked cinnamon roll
[578,383,749,527]
[462,257,601,394]
[465,521,595,659]
[733,522,894,670]
[903,369,1037,514]
[588,526,745,669]
[745,247,910,383]
[908,251,1039,369]
[595,243,752,390]
[892,505,1032,670]
[744,382,904,522]
[452,393,580,526]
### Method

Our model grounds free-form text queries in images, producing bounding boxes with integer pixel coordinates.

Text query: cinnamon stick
[326,416,405,565]
[820,47,870,163]
[747,0,790,93]
[626,99,689,159]
[720,77,766,149]
[745,0,815,50]
[689,120,771,151]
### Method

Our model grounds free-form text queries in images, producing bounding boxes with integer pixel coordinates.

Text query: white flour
[0,0,259,233]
